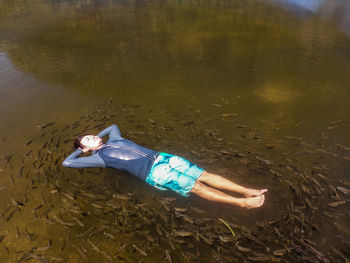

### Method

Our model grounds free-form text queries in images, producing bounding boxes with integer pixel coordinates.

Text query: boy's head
[74,134,103,151]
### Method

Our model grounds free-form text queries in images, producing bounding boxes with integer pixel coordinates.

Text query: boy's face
[80,135,103,150]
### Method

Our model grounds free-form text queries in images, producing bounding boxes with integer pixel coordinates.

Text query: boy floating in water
[62,125,267,208]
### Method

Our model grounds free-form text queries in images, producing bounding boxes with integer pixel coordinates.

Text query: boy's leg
[197,171,267,197]
[190,181,265,209]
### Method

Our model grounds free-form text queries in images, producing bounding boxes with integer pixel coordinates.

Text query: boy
[62,125,267,208]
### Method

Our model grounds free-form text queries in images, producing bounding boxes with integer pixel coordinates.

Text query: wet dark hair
[74,134,89,149]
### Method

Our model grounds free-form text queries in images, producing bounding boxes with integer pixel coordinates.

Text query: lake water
[0,0,350,262]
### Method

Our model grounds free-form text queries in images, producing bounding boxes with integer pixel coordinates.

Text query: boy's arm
[97,124,122,141]
[62,149,106,168]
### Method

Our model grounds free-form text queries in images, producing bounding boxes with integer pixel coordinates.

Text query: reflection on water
[270,0,350,36]
[272,0,326,12]
[0,0,350,262]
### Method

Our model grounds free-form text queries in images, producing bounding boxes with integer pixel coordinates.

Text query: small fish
[256,156,272,165]
[76,245,86,257]
[19,166,24,178]
[61,192,75,201]
[42,216,55,225]
[248,256,270,261]
[61,233,69,251]
[79,192,96,199]
[327,125,338,130]
[91,203,104,209]
[26,139,34,146]
[161,202,170,212]
[25,150,33,157]
[37,239,52,251]
[191,207,205,214]
[219,235,234,243]
[100,250,112,261]
[328,201,346,207]
[11,198,24,207]
[197,233,212,245]
[156,224,162,236]
[222,113,237,117]
[183,215,194,224]
[0,234,5,243]
[52,214,75,227]
[87,239,100,253]
[337,186,350,195]
[302,240,328,262]
[50,257,64,261]
[335,144,350,151]
[28,253,49,263]
[72,217,84,227]
[331,247,346,260]
[77,227,95,237]
[43,142,49,149]
[24,227,35,241]
[165,249,172,263]
[174,207,187,213]
[162,197,176,202]
[15,226,20,238]
[37,122,55,130]
[241,232,269,251]
[173,230,193,237]
[317,148,338,157]
[113,193,131,200]
[103,232,115,239]
[273,248,287,256]
[3,154,13,163]
[73,245,87,259]
[6,209,17,221]
[88,225,108,237]
[61,124,71,131]
[310,177,323,191]
[40,194,46,205]
[167,238,176,250]
[114,243,127,256]
[133,244,147,256]
[235,243,252,252]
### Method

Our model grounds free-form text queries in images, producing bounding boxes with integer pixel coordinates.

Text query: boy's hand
[80,147,90,153]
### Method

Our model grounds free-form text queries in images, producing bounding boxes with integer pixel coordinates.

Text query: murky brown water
[1,0,350,262]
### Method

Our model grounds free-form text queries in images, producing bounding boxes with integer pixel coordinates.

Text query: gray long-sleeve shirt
[62,124,159,180]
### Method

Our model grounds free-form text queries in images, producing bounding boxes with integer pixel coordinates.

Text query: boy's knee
[191,181,203,193]
[197,171,209,182]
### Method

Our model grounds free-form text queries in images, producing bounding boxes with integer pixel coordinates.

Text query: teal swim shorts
[146,152,204,197]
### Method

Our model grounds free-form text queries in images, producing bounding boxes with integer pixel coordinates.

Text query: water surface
[0,0,350,262]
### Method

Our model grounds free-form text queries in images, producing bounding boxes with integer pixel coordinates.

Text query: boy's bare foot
[240,195,265,209]
[243,188,268,197]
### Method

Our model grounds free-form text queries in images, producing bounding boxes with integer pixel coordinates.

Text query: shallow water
[0,0,350,262]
